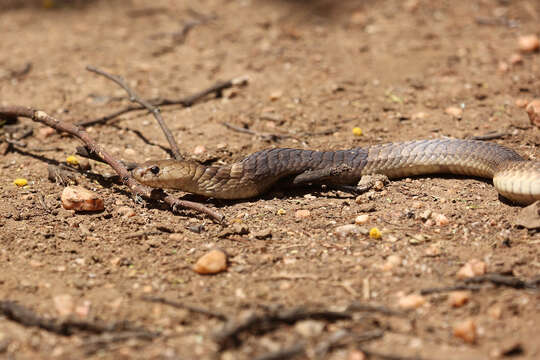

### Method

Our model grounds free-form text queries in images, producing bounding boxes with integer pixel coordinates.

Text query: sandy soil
[0,0,539,359]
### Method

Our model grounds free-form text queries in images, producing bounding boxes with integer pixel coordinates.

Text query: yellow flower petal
[352,127,363,136]
[369,227,382,239]
[13,178,28,187]
[66,155,79,166]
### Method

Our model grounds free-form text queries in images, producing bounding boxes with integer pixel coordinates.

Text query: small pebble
[349,11,367,26]
[334,224,363,238]
[518,34,540,53]
[448,291,470,307]
[30,260,43,267]
[269,90,283,101]
[348,349,367,360]
[74,301,90,318]
[193,145,206,154]
[373,180,385,191]
[398,294,426,310]
[404,0,419,12]
[497,61,509,73]
[193,249,228,275]
[381,254,401,271]
[445,106,462,118]
[294,320,325,337]
[355,214,369,224]
[424,244,441,256]
[432,213,449,226]
[456,259,486,279]
[509,53,523,65]
[277,208,286,215]
[61,186,104,212]
[420,209,432,221]
[78,158,91,171]
[453,318,477,344]
[515,98,529,108]
[295,209,311,219]
[253,228,272,239]
[53,294,74,317]
[116,206,135,218]
[487,304,502,319]
[526,99,540,127]
[169,233,184,241]
[38,127,56,138]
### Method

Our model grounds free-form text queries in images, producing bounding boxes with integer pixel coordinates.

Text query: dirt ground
[0,0,539,359]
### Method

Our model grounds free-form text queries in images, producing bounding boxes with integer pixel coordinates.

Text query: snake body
[133,139,540,204]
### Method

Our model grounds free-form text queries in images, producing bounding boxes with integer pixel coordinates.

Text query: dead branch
[420,273,539,295]
[0,105,224,222]
[357,348,425,360]
[86,65,183,160]
[75,145,138,170]
[467,131,507,141]
[0,300,158,338]
[464,273,540,289]
[215,307,352,350]
[1,62,32,80]
[346,302,406,317]
[253,344,305,360]
[222,122,290,142]
[420,284,483,295]
[76,76,248,127]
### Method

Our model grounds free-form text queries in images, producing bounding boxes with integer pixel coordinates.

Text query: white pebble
[355,214,369,224]
[456,259,486,279]
[398,294,426,310]
[61,186,104,212]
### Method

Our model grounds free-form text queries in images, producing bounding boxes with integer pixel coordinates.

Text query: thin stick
[215,308,352,349]
[222,122,289,142]
[141,296,227,320]
[86,65,183,160]
[0,300,158,337]
[76,76,248,127]
[253,344,305,360]
[0,106,224,222]
[468,132,507,141]
[420,274,540,295]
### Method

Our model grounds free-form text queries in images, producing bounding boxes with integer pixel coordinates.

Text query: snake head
[132,159,196,190]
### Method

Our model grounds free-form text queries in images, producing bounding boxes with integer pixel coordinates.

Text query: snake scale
[133,139,540,204]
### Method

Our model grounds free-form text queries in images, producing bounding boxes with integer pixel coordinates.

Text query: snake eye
[149,166,160,175]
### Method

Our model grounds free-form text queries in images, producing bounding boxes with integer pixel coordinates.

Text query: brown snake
[133,139,540,204]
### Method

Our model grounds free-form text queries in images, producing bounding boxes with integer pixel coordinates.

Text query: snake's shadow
[178,173,523,208]
[393,173,522,207]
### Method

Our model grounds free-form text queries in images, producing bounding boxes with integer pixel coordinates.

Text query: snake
[132,138,540,205]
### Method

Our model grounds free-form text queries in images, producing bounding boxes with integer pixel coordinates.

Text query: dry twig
[253,344,305,360]
[0,105,224,222]
[77,76,248,127]
[86,65,183,160]
[468,131,507,141]
[215,308,352,349]
[420,273,539,295]
[222,122,290,142]
[0,300,158,338]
